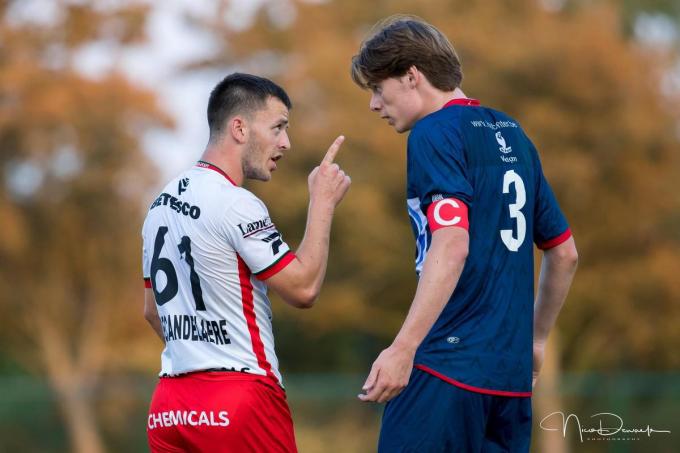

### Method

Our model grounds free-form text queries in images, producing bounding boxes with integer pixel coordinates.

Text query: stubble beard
[242,139,271,182]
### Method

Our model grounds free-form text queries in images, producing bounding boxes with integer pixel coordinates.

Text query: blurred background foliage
[0,0,678,452]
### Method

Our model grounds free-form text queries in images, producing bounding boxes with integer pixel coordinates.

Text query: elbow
[143,305,158,326]
[293,287,319,309]
[280,285,319,309]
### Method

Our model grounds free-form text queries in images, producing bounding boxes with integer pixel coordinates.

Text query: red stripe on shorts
[237,255,278,384]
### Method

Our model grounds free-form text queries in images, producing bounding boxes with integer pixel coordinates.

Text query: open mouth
[269,155,282,171]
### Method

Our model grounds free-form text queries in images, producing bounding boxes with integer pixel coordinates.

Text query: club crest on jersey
[496,131,512,154]
[237,217,275,237]
[178,178,189,195]
[496,131,518,163]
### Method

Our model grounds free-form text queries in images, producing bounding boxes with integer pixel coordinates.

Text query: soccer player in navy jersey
[351,16,578,452]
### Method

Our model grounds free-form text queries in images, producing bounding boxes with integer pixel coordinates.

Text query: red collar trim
[443,98,480,108]
[196,161,237,186]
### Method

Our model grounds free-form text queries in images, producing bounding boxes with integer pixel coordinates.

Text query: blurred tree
[0,1,170,452]
[194,0,680,375]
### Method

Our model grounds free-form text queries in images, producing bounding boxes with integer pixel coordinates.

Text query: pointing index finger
[322,135,345,165]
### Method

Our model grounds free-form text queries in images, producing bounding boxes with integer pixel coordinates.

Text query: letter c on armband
[426,197,469,232]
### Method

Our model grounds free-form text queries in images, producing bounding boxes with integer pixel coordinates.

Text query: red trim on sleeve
[415,365,532,397]
[426,198,469,232]
[144,278,152,289]
[255,252,296,281]
[537,228,572,250]
[237,255,278,384]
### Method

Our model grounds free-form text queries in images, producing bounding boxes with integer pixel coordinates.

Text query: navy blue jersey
[407,98,570,395]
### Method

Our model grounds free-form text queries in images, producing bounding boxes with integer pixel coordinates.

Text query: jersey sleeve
[407,122,474,213]
[222,192,295,280]
[529,141,572,249]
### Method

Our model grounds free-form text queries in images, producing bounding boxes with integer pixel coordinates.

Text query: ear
[229,116,248,144]
[405,66,420,88]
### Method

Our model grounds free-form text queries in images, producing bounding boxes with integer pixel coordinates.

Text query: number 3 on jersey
[150,226,206,310]
[500,170,526,252]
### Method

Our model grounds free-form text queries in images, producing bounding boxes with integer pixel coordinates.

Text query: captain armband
[426,197,469,232]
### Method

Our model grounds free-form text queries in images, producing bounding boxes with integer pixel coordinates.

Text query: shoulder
[228,186,266,207]
[410,107,470,145]
[220,187,271,224]
[190,169,265,209]
[408,111,465,162]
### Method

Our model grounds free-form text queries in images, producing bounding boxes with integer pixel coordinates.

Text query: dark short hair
[207,73,292,142]
[351,15,463,91]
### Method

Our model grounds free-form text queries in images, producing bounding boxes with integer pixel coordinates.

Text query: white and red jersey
[141,161,294,384]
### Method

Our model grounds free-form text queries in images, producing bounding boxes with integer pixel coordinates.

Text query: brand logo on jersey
[496,131,512,154]
[261,231,283,255]
[150,192,201,219]
[237,217,274,237]
[178,177,189,195]
[431,193,444,202]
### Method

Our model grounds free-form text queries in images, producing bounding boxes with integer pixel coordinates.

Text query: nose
[279,130,291,150]
[369,92,382,112]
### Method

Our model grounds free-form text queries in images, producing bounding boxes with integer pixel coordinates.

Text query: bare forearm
[533,238,578,343]
[148,316,165,342]
[144,289,166,343]
[294,199,335,293]
[394,230,468,352]
[266,137,350,307]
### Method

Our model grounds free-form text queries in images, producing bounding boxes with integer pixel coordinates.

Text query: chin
[244,169,272,182]
[262,169,274,181]
[395,120,417,133]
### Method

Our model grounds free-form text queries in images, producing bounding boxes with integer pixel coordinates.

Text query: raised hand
[308,135,351,207]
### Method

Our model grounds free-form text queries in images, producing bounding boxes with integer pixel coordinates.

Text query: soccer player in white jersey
[141,73,351,452]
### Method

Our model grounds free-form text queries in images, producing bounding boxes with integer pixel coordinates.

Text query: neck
[422,86,468,117]
[200,142,244,186]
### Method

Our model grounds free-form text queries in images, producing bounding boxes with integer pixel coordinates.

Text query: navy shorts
[378,368,531,453]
